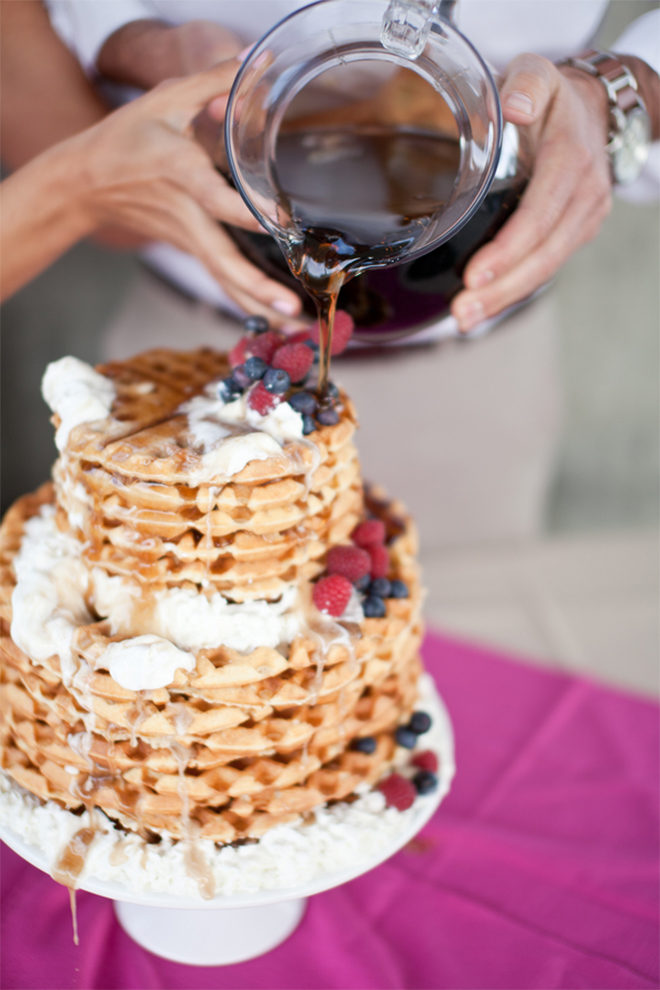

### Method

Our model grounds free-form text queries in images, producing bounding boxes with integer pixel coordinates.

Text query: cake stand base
[114,897,307,965]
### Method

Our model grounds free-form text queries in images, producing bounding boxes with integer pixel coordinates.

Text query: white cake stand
[0,679,454,966]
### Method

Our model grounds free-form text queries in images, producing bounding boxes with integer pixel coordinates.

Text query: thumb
[499,53,559,125]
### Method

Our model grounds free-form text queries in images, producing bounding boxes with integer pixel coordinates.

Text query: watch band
[558,49,647,155]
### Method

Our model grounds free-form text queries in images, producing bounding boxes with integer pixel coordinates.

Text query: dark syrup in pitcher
[275,126,461,391]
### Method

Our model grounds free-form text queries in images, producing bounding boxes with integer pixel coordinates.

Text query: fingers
[176,148,262,230]
[452,182,611,329]
[147,60,241,127]
[499,53,558,126]
[204,225,305,325]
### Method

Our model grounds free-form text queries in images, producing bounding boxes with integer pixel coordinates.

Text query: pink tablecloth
[2,633,658,990]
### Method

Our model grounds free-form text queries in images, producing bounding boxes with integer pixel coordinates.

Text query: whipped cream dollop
[90,571,301,654]
[103,635,196,691]
[11,506,91,683]
[42,357,115,451]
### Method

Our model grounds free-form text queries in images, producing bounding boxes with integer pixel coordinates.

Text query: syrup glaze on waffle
[0,348,428,897]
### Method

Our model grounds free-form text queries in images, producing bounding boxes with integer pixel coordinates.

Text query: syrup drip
[69,888,79,946]
[53,826,97,943]
[169,737,216,899]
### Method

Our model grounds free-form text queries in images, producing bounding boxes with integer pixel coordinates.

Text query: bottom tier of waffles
[0,486,424,843]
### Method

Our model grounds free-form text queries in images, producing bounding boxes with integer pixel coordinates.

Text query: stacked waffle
[0,348,424,845]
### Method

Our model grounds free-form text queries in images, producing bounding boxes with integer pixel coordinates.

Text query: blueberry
[389,580,409,599]
[370,578,391,599]
[288,391,318,415]
[354,574,372,593]
[413,770,438,795]
[394,726,417,749]
[243,356,268,380]
[263,368,291,394]
[351,736,377,754]
[302,415,317,436]
[303,339,320,353]
[409,711,432,735]
[363,595,386,618]
[325,382,340,401]
[244,315,269,334]
[232,365,252,389]
[217,377,242,401]
[316,407,339,426]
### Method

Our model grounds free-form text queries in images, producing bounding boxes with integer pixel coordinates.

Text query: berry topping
[288,391,318,416]
[244,315,269,334]
[389,580,409,599]
[304,339,320,353]
[351,736,377,755]
[247,330,285,363]
[411,750,439,773]
[286,330,313,345]
[229,338,249,368]
[370,577,391,599]
[263,368,291,394]
[312,574,353,617]
[352,519,386,548]
[413,770,438,795]
[325,382,340,401]
[363,595,386,618]
[377,773,416,811]
[272,343,314,383]
[316,407,340,427]
[408,711,432,735]
[243,356,268,381]
[367,543,390,579]
[217,377,242,401]
[302,415,317,436]
[310,310,354,355]
[394,726,417,749]
[231,365,252,390]
[247,382,280,416]
[326,545,371,583]
[354,574,372,593]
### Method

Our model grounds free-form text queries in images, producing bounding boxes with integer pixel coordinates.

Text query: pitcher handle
[381,0,457,59]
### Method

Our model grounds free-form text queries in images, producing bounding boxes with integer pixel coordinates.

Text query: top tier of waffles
[0,346,424,847]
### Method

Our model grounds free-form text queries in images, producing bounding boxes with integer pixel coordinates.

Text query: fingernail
[455,299,485,331]
[272,299,299,316]
[470,269,494,289]
[505,91,534,117]
[236,46,253,63]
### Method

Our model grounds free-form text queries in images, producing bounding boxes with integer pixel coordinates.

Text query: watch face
[613,108,652,185]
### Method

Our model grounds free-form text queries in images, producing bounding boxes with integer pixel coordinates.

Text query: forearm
[0,140,93,300]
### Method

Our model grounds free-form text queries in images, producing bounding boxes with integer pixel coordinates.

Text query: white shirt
[46,0,660,333]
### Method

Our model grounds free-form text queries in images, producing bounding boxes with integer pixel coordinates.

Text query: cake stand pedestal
[0,678,454,966]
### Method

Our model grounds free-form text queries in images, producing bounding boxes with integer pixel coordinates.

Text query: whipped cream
[183,387,304,448]
[42,357,115,451]
[104,635,196,691]
[90,571,301,654]
[11,506,91,683]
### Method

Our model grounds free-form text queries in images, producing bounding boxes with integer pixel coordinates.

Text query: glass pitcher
[222,0,530,341]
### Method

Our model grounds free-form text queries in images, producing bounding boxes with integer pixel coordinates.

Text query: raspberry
[367,543,390,579]
[286,330,313,345]
[310,310,354,355]
[352,519,386,548]
[272,343,314,383]
[326,545,371,583]
[411,750,439,773]
[377,773,416,811]
[312,574,353,617]
[247,382,280,416]
[229,338,249,368]
[246,330,285,363]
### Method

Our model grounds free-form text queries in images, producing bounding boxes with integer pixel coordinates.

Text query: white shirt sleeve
[45,0,160,75]
[612,8,659,202]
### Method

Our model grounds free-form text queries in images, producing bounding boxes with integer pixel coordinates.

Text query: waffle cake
[0,342,442,896]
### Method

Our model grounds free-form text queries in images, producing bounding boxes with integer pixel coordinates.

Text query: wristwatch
[559,50,651,185]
